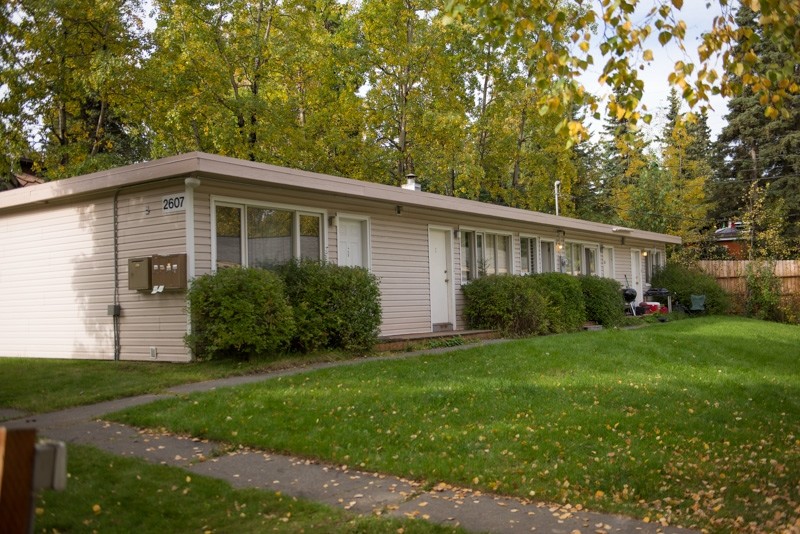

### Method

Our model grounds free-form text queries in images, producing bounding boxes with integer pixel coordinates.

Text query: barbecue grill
[622,287,637,315]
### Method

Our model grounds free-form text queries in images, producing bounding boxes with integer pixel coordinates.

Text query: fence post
[0,427,37,534]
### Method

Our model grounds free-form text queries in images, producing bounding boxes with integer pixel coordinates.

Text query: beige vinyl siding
[0,198,115,360]
[198,181,434,337]
[1,154,681,360]
[193,193,213,277]
[0,182,194,362]
[371,218,431,335]
[116,185,191,362]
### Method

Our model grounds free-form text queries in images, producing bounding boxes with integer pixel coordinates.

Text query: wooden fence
[696,260,800,301]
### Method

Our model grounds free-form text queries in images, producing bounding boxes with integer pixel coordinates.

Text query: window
[215,205,243,269]
[460,232,473,280]
[520,236,539,275]
[540,240,555,273]
[247,206,293,268]
[461,230,511,281]
[564,241,599,276]
[299,213,322,262]
[584,245,598,276]
[214,201,323,270]
[645,250,663,284]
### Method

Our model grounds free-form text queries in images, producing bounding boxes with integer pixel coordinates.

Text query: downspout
[112,188,122,361]
[184,177,201,360]
[184,177,201,280]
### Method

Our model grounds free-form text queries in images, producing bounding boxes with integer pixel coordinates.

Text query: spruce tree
[712,5,800,250]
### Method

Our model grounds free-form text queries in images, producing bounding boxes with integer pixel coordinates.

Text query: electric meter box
[151,254,188,290]
[128,257,152,290]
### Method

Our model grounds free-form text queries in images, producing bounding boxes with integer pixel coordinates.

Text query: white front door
[338,218,366,268]
[630,249,643,303]
[428,228,452,328]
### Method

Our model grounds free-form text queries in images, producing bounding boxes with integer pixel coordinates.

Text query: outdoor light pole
[554,180,561,217]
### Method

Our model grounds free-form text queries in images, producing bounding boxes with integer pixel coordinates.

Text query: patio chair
[689,294,706,314]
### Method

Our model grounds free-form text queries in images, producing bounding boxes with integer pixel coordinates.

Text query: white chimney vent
[402,173,421,191]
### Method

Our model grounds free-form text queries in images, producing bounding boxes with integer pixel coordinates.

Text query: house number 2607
[162,194,186,214]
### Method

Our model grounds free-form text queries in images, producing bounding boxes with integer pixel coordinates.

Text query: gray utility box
[128,257,152,290]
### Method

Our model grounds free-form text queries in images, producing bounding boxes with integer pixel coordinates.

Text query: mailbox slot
[151,254,187,290]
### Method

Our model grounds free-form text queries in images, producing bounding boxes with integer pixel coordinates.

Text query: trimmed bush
[463,273,587,336]
[277,260,382,354]
[186,267,295,361]
[651,263,730,315]
[528,273,587,333]
[462,275,551,336]
[579,275,625,327]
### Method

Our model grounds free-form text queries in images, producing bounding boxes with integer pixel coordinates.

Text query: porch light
[642,250,648,257]
[395,205,403,215]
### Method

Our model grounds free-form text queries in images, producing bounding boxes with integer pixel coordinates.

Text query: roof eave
[0,152,682,245]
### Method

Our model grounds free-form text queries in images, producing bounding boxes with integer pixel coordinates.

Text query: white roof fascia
[0,152,682,245]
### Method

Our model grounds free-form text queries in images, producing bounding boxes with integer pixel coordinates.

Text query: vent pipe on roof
[402,173,421,191]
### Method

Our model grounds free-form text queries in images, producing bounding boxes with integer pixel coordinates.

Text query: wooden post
[0,428,37,534]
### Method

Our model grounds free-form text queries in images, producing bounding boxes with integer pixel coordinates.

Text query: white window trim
[583,242,601,277]
[644,248,664,284]
[519,234,540,275]
[335,213,371,270]
[211,195,327,271]
[539,239,556,273]
[564,240,601,276]
[459,227,515,282]
[601,245,616,280]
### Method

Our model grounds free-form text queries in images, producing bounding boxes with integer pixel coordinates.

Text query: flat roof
[0,152,681,245]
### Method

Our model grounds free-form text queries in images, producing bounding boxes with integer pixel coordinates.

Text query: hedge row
[650,263,730,315]
[186,261,381,361]
[462,273,625,336]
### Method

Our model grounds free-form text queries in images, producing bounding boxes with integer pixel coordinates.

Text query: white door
[338,218,366,268]
[428,229,452,327]
[630,249,643,303]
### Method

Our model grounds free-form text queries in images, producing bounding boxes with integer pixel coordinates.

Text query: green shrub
[529,273,587,333]
[462,275,551,336]
[579,275,625,327]
[277,260,382,354]
[186,267,295,361]
[651,263,730,315]
[744,260,782,322]
[463,273,587,336]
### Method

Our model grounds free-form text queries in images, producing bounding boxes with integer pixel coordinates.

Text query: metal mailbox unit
[127,254,187,292]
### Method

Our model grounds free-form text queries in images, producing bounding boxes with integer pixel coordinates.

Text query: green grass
[110,317,800,533]
[36,445,461,533]
[0,353,357,415]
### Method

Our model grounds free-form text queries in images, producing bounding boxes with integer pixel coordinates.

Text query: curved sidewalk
[5,348,696,534]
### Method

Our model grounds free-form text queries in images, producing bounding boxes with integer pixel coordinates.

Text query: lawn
[0,352,355,415]
[110,317,800,533]
[35,444,461,533]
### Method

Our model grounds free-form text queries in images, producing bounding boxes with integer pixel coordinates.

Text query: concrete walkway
[5,346,695,534]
